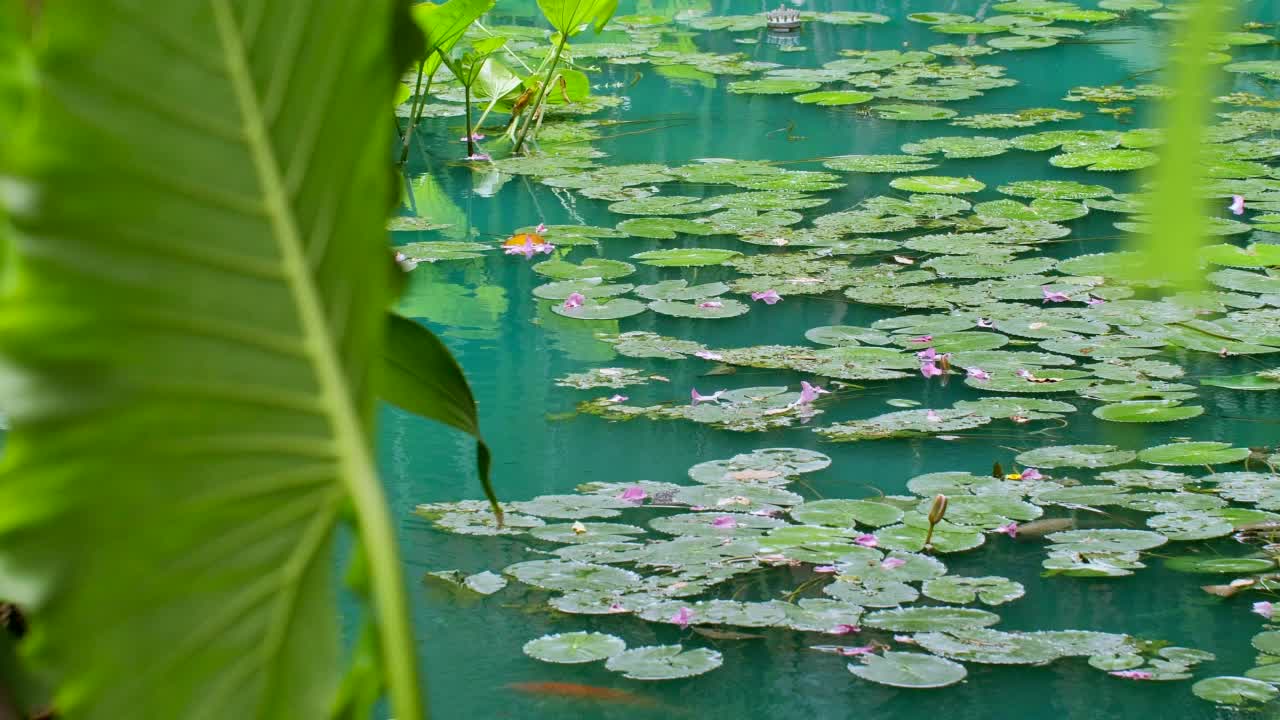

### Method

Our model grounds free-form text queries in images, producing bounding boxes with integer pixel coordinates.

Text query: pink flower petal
[1020,468,1043,481]
[750,289,782,305]
[996,522,1018,538]
[619,486,646,502]
[1041,286,1070,303]
[711,515,738,529]
[829,624,860,635]
[966,367,991,381]
[880,557,907,570]
[920,362,942,378]
[1110,670,1153,680]
[855,534,879,548]
[672,606,694,628]
[695,350,724,361]
[837,645,876,656]
[698,301,723,309]
[562,292,586,310]
[813,565,838,574]
[1254,601,1274,619]
[691,388,725,405]
[1230,195,1246,215]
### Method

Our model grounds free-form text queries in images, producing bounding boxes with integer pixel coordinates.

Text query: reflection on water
[376,1,1280,718]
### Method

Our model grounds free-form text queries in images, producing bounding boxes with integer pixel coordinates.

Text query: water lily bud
[928,494,948,526]
[991,462,1004,479]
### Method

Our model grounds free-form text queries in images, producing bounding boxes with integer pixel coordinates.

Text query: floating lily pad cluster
[417,443,1280,693]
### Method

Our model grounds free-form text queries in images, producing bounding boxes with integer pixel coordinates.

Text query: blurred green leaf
[0,1,425,718]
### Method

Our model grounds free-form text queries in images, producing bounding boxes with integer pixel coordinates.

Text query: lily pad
[631,248,742,267]
[1092,401,1204,423]
[863,607,1001,632]
[1138,442,1251,466]
[890,176,987,195]
[1016,445,1136,469]
[523,632,627,664]
[922,576,1026,606]
[848,652,968,689]
[1192,677,1279,706]
[605,645,724,680]
[534,258,636,280]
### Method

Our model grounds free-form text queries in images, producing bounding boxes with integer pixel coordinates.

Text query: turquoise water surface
[382,2,1280,717]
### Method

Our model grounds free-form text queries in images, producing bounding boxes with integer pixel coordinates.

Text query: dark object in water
[693,627,765,640]
[992,462,1004,479]
[1013,517,1076,540]
[506,682,656,706]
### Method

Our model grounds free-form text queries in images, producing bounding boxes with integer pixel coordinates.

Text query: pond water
[380,2,1280,717]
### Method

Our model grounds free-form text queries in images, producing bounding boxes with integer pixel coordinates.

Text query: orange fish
[504,232,544,247]
[505,681,656,706]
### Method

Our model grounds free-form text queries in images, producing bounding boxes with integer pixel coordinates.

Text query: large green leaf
[414,0,497,73]
[383,313,499,520]
[536,0,619,37]
[0,2,425,718]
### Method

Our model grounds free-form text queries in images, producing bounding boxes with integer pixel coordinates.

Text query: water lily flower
[920,362,942,378]
[855,534,879,548]
[838,646,876,656]
[571,521,588,535]
[503,237,555,259]
[908,335,933,343]
[691,388,725,405]
[1086,296,1106,306]
[459,132,486,142]
[711,515,738,529]
[672,606,694,628]
[535,222,548,233]
[619,486,647,503]
[695,350,724,361]
[608,601,627,613]
[1042,286,1071,303]
[880,557,907,570]
[606,394,628,403]
[1230,195,1246,215]
[967,367,991,381]
[977,317,994,328]
[925,409,942,423]
[995,522,1018,538]
[793,380,830,407]
[916,347,938,361]
[1254,601,1274,620]
[1021,468,1043,481]
[698,301,724,309]
[466,152,491,161]
[562,292,586,310]
[814,565,838,574]
[892,255,915,265]
[1016,369,1035,379]
[829,624,860,635]
[893,635,917,644]
[1110,670,1153,680]
[751,289,782,305]
[750,508,781,518]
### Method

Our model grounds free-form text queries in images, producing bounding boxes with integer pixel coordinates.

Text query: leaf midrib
[210,2,421,717]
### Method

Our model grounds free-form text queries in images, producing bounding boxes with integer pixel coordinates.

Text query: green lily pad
[922,576,1026,606]
[823,155,939,173]
[523,632,627,664]
[864,607,1001,632]
[874,104,960,121]
[648,299,750,319]
[1192,677,1279,706]
[890,176,987,195]
[1046,528,1168,553]
[504,560,642,593]
[534,257,636,280]
[1138,442,1251,466]
[605,645,723,680]
[795,90,875,106]
[553,298,648,320]
[631,248,742,267]
[1050,149,1159,171]
[1201,373,1280,391]
[728,79,821,95]
[1016,444,1136,469]
[1092,401,1204,423]
[790,499,905,528]
[997,180,1114,200]
[916,628,1065,664]
[617,217,721,239]
[1164,556,1275,574]
[849,652,967,689]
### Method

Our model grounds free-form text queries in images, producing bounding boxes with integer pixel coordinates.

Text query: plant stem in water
[513,34,568,154]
